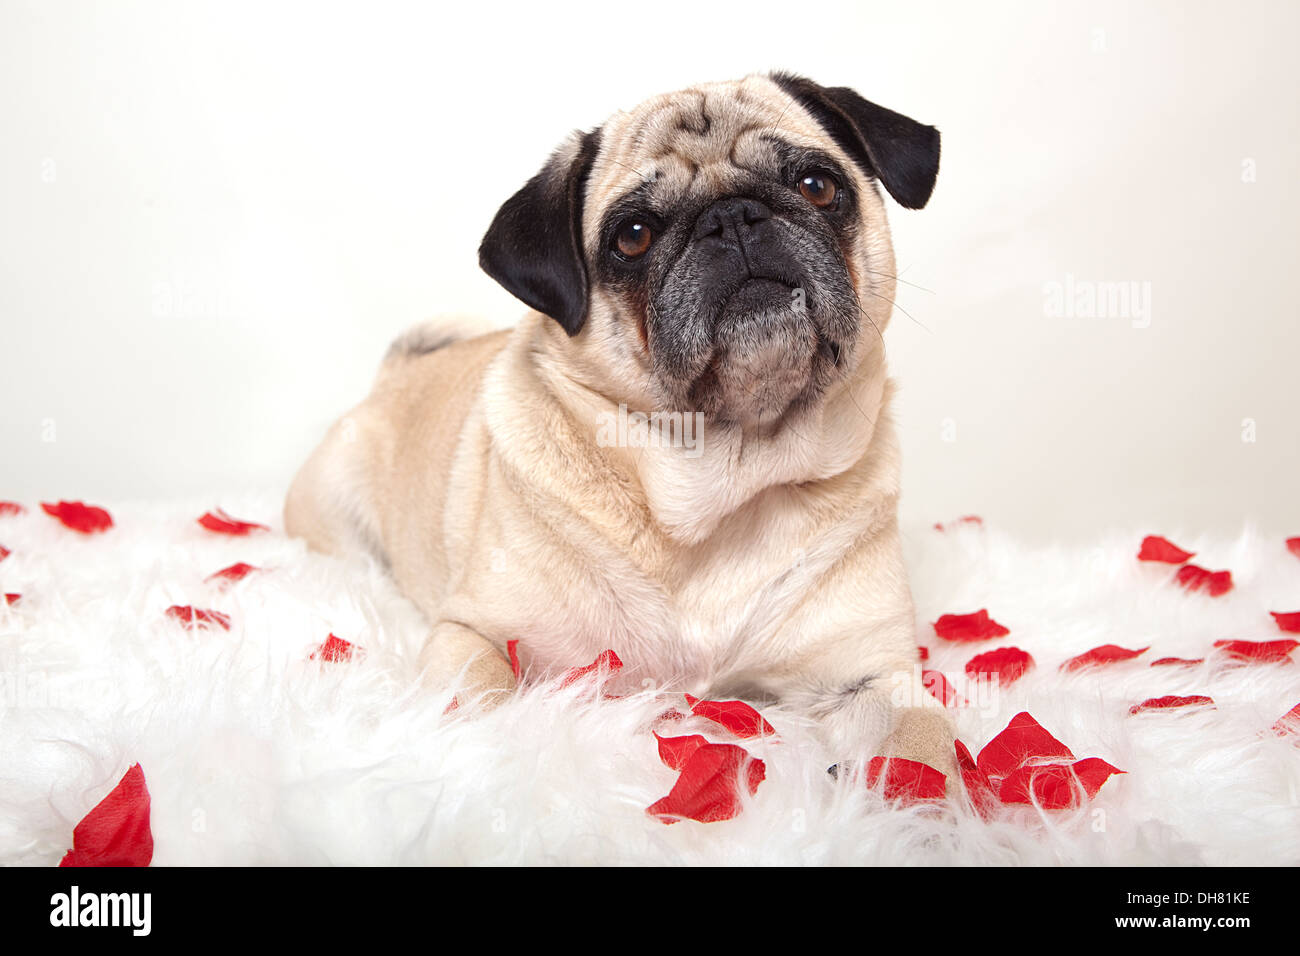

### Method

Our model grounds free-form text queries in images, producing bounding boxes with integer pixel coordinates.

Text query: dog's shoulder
[383,316,497,361]
[374,325,511,404]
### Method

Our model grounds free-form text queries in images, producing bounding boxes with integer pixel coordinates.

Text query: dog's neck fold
[504,314,894,546]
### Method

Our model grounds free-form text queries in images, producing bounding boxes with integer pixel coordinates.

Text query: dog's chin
[686,279,820,427]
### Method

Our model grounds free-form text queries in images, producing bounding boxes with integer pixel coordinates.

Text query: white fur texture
[1,498,1296,865]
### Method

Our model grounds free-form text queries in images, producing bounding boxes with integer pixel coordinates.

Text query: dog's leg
[772,521,958,783]
[795,665,958,783]
[419,621,516,708]
[284,409,385,560]
[880,702,958,780]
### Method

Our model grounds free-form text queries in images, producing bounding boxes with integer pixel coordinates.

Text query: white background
[2,0,1296,542]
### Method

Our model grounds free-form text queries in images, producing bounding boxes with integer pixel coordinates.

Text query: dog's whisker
[848,288,887,361]
[861,267,935,295]
[606,155,654,184]
[857,286,931,335]
[842,374,879,429]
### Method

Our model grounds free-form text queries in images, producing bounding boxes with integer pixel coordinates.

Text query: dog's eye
[798,172,838,208]
[614,220,653,259]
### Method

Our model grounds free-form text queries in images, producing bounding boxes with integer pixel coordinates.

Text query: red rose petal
[1270,612,1300,634]
[41,500,113,534]
[1137,535,1195,564]
[997,763,1075,809]
[683,693,777,738]
[206,562,259,586]
[864,756,947,803]
[1213,639,1298,664]
[1070,757,1126,799]
[1287,537,1300,560]
[647,742,765,824]
[654,733,710,772]
[1174,564,1233,596]
[1174,564,1210,591]
[922,669,967,707]
[1271,703,1300,736]
[976,712,1075,780]
[1150,656,1205,668]
[999,758,1124,809]
[934,515,983,531]
[1205,572,1234,596]
[197,508,269,536]
[0,501,24,516]
[955,740,999,818]
[165,605,231,631]
[311,633,358,662]
[1129,694,1215,715]
[3,593,19,606]
[559,648,623,687]
[1060,644,1149,672]
[59,764,153,867]
[933,609,1010,642]
[507,639,521,680]
[965,646,1035,686]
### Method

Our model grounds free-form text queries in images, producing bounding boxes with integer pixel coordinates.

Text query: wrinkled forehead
[584,76,840,227]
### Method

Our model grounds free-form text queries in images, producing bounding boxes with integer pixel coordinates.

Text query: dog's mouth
[682,277,823,425]
[647,236,860,427]
[716,277,847,368]
[714,276,797,322]
[711,279,812,356]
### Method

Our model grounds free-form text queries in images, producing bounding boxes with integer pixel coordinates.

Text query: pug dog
[285,72,955,779]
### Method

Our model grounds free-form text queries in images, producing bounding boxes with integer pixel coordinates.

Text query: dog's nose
[692,197,772,242]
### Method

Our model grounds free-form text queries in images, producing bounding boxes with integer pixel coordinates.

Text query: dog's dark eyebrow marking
[758,135,847,180]
[604,178,660,220]
[731,132,795,174]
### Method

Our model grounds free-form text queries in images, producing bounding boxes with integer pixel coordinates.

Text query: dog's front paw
[419,621,517,710]
[882,706,958,783]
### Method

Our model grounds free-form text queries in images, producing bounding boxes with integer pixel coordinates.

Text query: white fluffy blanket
[2,497,1297,865]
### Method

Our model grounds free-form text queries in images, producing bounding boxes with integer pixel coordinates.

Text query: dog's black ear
[770,72,940,210]
[478,128,602,336]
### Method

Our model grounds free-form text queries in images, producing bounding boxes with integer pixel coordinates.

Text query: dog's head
[479,73,939,427]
